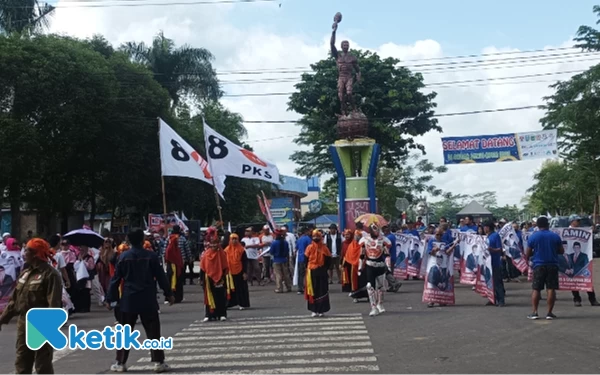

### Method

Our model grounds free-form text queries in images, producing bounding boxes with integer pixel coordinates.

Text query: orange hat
[230,233,239,239]
[117,243,130,254]
[143,240,152,250]
[27,238,53,261]
[311,229,323,239]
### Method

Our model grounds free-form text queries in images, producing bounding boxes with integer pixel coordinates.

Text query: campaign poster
[556,227,594,292]
[0,250,24,313]
[422,242,455,305]
[407,236,425,278]
[475,247,495,304]
[460,233,484,285]
[419,235,434,279]
[394,233,410,279]
[522,231,534,282]
[451,229,462,271]
[499,223,528,273]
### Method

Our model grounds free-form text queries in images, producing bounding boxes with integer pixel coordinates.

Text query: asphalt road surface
[1,260,600,374]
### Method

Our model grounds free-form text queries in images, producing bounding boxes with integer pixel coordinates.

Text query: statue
[331,12,361,116]
[330,12,368,140]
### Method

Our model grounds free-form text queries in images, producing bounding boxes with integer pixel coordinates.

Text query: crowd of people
[0,211,594,373]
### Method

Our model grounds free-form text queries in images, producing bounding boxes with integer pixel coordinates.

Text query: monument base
[336,110,368,139]
[329,138,381,232]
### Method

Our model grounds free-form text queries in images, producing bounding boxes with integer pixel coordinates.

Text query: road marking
[137,349,375,362]
[171,365,380,374]
[131,313,379,373]
[173,335,372,346]
[181,325,366,333]
[197,313,361,322]
[128,356,378,370]
[188,319,363,329]
[174,329,368,339]
[170,341,374,352]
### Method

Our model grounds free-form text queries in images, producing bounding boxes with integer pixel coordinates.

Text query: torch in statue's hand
[332,12,342,30]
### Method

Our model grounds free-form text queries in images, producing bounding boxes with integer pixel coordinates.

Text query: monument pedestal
[329,138,380,231]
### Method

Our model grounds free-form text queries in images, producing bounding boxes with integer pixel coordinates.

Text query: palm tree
[0,0,55,35]
[121,31,221,109]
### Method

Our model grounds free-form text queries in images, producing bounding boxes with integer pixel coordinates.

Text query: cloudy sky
[49,0,600,206]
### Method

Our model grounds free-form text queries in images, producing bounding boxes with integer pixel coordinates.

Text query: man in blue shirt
[483,221,505,307]
[405,220,420,237]
[525,216,564,320]
[106,228,174,373]
[439,217,454,245]
[460,215,478,232]
[295,227,312,295]
[382,225,401,292]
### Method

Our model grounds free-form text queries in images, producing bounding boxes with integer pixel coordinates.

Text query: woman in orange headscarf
[224,233,250,310]
[344,230,369,302]
[304,230,332,317]
[200,231,229,322]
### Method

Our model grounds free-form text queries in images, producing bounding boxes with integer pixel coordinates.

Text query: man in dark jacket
[106,228,174,373]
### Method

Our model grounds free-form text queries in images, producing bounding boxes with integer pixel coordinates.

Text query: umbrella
[355,213,388,227]
[63,229,105,248]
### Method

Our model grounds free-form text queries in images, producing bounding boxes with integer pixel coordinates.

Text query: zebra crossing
[127,313,379,373]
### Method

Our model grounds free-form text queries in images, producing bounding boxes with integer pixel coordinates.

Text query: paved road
[1,260,600,374]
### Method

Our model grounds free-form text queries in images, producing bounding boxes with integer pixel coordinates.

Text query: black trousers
[573,290,597,303]
[297,262,306,292]
[185,261,195,282]
[116,311,164,365]
[166,262,184,303]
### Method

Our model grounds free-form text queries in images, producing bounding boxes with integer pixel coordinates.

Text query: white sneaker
[239,307,245,311]
[311,312,318,318]
[163,301,170,305]
[377,304,386,313]
[353,298,359,303]
[219,316,227,321]
[153,362,171,373]
[348,292,353,297]
[110,362,126,372]
[318,313,324,317]
[369,308,379,317]
[202,317,210,322]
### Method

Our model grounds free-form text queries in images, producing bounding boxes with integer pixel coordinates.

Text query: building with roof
[300,176,321,217]
[456,200,493,223]
[270,175,308,232]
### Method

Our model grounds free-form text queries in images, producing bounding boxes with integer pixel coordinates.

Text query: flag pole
[158,118,167,216]
[203,117,224,230]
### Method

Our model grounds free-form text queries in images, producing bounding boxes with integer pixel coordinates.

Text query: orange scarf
[305,242,331,270]
[225,242,245,275]
[200,248,229,283]
[344,239,362,266]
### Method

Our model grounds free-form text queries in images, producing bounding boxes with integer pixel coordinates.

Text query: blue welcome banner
[441,130,558,165]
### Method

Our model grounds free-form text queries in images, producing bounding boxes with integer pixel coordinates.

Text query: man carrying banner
[568,215,599,307]
[483,221,505,307]
[526,216,563,320]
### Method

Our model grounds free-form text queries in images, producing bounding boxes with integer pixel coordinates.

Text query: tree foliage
[121,31,221,109]
[0,0,54,35]
[0,33,263,236]
[288,50,439,177]
[527,160,595,215]
[429,191,528,223]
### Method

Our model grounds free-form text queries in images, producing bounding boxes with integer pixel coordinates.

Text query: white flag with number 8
[159,119,226,197]
[203,119,280,184]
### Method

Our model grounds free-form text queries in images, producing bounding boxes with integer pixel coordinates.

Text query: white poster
[460,233,484,285]
[159,119,226,197]
[394,234,411,279]
[203,119,280,184]
[517,129,558,161]
[499,223,528,273]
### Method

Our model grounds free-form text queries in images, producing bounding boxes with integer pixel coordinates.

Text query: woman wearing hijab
[341,230,354,293]
[304,230,332,317]
[343,230,369,302]
[73,246,96,313]
[225,233,250,310]
[97,238,114,293]
[200,231,229,322]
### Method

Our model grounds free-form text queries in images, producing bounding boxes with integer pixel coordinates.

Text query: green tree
[527,160,594,215]
[121,31,221,109]
[0,0,54,35]
[288,50,439,176]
